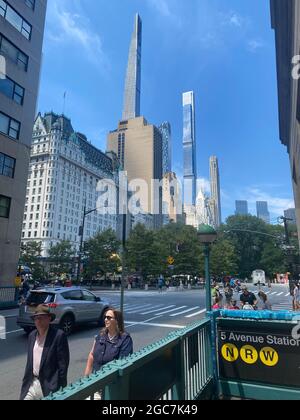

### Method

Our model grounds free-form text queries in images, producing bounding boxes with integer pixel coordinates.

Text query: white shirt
[33,330,48,377]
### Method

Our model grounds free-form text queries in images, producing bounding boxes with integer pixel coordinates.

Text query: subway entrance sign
[217,318,300,388]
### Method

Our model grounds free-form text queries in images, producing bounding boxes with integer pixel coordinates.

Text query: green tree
[126,224,161,281]
[223,215,273,278]
[210,238,239,277]
[20,241,44,281]
[83,229,120,279]
[48,241,74,275]
[128,222,203,279]
[259,242,287,278]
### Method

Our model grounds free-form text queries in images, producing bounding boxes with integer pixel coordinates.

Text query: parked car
[17,287,110,335]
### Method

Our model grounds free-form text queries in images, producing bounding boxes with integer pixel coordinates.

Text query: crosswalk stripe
[170,307,200,317]
[139,305,166,315]
[124,303,151,311]
[277,292,284,296]
[185,309,207,318]
[285,293,290,297]
[271,292,277,295]
[126,304,158,314]
[155,306,187,315]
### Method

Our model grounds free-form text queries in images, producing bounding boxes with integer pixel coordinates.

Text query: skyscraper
[256,201,270,224]
[210,156,222,227]
[107,117,163,230]
[159,122,172,175]
[183,91,197,206]
[284,208,297,225]
[235,201,248,216]
[0,0,47,286]
[122,14,142,121]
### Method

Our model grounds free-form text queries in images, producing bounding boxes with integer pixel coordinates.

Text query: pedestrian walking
[293,282,300,311]
[224,286,233,306]
[158,275,164,293]
[258,291,272,311]
[240,286,257,309]
[20,305,70,400]
[84,308,133,377]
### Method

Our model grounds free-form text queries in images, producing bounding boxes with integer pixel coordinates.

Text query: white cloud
[197,178,211,195]
[46,0,109,70]
[220,11,248,28]
[244,187,294,219]
[247,39,265,53]
[147,0,182,27]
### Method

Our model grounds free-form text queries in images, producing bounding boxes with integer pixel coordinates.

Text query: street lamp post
[197,225,218,312]
[77,202,98,284]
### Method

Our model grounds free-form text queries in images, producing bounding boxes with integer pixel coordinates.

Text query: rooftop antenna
[62,91,67,116]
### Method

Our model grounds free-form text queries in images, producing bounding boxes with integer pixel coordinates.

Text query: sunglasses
[104,315,115,321]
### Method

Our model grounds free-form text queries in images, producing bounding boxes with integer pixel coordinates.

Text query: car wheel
[60,314,74,336]
[23,327,34,334]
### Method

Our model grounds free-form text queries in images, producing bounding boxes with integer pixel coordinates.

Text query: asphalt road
[0,284,292,400]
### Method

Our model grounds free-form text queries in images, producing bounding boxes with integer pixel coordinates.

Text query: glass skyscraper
[159,122,172,175]
[183,91,197,206]
[122,14,142,121]
[256,201,270,224]
[235,200,249,215]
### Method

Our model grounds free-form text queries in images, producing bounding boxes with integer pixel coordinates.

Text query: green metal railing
[45,318,214,400]
[0,287,18,309]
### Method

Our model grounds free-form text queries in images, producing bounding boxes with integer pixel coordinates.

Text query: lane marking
[140,305,174,315]
[125,321,185,329]
[125,304,155,314]
[185,309,206,318]
[170,307,200,317]
[6,329,23,335]
[155,306,187,316]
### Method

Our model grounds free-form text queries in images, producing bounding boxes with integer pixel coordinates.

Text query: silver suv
[17,287,110,335]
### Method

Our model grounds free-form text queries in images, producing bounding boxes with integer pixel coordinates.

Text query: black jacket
[20,326,70,400]
[92,332,133,372]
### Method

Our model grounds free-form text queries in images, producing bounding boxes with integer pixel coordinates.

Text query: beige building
[107,117,163,229]
[0,0,47,285]
[271,0,300,246]
[162,172,181,224]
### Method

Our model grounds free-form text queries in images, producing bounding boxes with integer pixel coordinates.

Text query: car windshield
[25,292,55,306]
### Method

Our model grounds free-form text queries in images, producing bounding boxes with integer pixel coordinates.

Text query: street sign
[218,320,300,388]
[167,256,175,265]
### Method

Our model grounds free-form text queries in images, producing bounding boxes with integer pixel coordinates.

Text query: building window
[0,152,15,177]
[24,0,35,10]
[0,76,25,105]
[0,33,29,71]
[0,194,11,218]
[0,0,32,40]
[0,111,20,139]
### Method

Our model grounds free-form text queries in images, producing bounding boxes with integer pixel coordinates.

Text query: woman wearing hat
[20,305,70,400]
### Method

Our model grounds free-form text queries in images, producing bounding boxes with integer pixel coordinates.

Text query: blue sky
[38,0,295,222]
